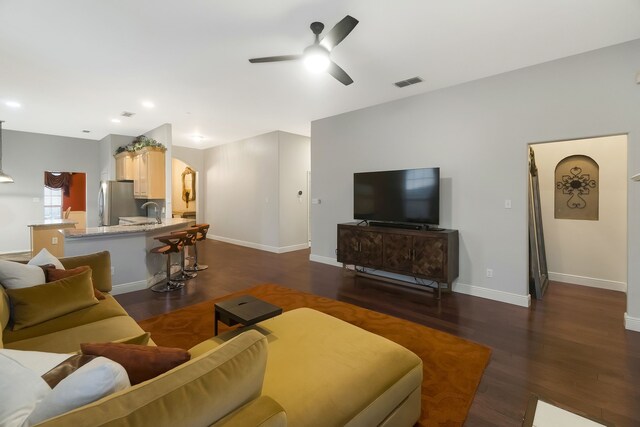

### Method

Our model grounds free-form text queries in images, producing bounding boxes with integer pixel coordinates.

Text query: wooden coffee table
[214,295,282,336]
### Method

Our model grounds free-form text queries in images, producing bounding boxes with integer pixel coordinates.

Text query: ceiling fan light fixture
[0,172,14,183]
[303,45,330,73]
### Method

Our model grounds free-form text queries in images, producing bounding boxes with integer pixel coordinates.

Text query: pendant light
[0,121,14,183]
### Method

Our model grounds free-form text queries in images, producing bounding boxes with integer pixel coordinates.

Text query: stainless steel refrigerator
[98,181,138,226]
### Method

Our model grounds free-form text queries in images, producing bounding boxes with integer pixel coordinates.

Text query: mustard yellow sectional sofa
[1,252,423,426]
[1,252,147,353]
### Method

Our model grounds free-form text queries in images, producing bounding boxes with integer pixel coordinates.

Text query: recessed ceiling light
[141,101,155,109]
[5,101,21,108]
[111,118,121,123]
[191,134,204,143]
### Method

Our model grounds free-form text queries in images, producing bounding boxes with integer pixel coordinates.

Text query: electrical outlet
[504,199,512,209]
[486,268,493,278]
[51,237,58,245]
[111,267,115,275]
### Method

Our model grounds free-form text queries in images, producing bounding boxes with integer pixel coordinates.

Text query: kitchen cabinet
[115,152,135,181]
[337,223,459,297]
[132,147,165,199]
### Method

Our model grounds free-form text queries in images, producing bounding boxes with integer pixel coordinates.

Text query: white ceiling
[1,0,639,149]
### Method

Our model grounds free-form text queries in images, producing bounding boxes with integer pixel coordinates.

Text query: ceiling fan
[249,15,359,86]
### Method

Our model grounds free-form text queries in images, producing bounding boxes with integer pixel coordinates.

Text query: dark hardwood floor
[116,240,640,426]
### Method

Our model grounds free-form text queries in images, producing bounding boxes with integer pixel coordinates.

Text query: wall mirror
[181,167,196,208]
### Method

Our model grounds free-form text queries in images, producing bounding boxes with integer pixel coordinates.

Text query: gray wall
[278,132,311,248]
[204,131,310,252]
[205,131,281,249]
[311,39,640,317]
[0,130,101,253]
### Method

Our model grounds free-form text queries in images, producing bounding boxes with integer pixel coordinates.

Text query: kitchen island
[28,219,78,258]
[64,218,195,294]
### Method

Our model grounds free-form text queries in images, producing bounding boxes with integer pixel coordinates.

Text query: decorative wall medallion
[554,155,599,220]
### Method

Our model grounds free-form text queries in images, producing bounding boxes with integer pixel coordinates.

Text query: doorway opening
[528,134,628,298]
[171,158,199,222]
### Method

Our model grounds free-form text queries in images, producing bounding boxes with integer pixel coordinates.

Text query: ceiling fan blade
[249,54,302,63]
[320,15,359,50]
[327,62,353,86]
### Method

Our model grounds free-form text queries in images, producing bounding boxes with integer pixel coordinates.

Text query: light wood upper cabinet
[115,152,135,181]
[132,147,165,199]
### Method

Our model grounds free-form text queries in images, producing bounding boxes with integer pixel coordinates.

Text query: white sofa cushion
[0,352,51,426]
[28,249,65,270]
[0,260,45,290]
[26,357,130,426]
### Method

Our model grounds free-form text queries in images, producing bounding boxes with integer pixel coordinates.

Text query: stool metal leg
[172,246,197,281]
[185,242,208,271]
[151,252,185,292]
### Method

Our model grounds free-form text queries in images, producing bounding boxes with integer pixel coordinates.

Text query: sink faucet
[140,201,162,224]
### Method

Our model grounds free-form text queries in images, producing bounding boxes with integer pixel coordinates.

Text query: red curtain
[44,172,71,196]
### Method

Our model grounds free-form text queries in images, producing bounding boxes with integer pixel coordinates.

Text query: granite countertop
[64,218,195,238]
[118,216,158,225]
[28,219,78,227]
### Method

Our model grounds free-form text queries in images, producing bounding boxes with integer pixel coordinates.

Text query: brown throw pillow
[45,266,106,300]
[80,342,191,385]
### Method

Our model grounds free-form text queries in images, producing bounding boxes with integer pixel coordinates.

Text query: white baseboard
[549,272,626,293]
[453,282,531,307]
[309,254,343,267]
[279,243,311,253]
[209,235,309,254]
[111,280,147,295]
[624,313,640,332]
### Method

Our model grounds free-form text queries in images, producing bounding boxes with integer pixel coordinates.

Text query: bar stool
[150,232,186,293]
[170,227,199,281]
[185,224,209,272]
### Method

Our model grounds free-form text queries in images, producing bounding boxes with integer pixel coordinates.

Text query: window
[44,186,63,220]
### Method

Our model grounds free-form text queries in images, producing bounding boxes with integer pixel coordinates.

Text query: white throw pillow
[0,349,71,376]
[26,357,130,426]
[28,248,65,270]
[0,353,51,427]
[0,260,46,290]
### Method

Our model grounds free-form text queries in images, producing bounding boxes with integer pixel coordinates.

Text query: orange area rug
[138,284,491,427]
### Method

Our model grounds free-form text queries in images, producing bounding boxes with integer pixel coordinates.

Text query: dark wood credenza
[336,223,459,297]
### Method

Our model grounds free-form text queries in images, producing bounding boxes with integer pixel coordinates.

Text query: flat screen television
[353,167,440,225]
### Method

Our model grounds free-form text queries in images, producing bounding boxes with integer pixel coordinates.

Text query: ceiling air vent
[394,76,423,88]
[121,111,135,117]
